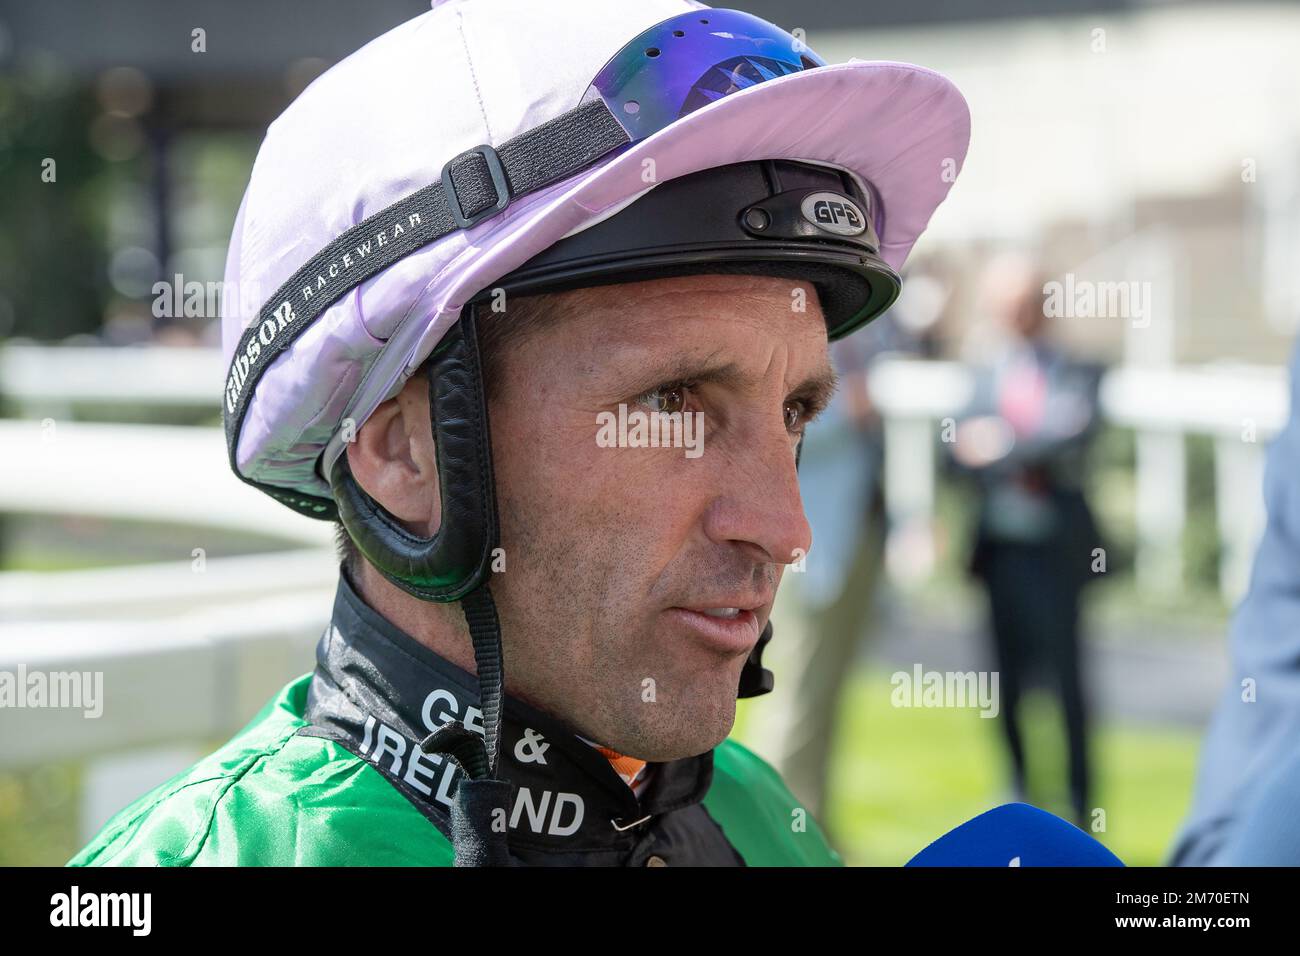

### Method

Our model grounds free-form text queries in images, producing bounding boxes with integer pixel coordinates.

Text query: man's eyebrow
[789,365,839,418]
[619,356,746,396]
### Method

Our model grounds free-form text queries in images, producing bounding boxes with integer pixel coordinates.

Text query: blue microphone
[906,803,1124,866]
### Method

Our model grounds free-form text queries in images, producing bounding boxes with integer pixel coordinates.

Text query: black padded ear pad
[738,620,775,698]
[329,307,499,603]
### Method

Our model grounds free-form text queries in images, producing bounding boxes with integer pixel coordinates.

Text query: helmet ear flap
[738,620,775,698]
[329,305,499,603]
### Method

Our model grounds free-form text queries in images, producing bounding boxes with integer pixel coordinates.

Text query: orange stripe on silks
[595,745,648,787]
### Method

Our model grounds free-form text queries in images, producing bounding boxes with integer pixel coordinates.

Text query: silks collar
[298,572,714,856]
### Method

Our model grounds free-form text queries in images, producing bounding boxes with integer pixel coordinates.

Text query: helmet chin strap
[419,585,513,867]
[330,304,514,865]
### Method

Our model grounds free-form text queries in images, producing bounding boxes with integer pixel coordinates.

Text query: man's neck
[352,561,481,678]
[350,561,566,719]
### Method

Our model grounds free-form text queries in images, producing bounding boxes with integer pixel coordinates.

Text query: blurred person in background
[950,254,1104,828]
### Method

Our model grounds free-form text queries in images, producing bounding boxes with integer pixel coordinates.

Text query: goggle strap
[223,97,630,515]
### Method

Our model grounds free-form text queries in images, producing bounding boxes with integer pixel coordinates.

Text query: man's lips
[665,604,765,655]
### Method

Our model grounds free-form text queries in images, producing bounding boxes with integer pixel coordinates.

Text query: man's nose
[701,429,813,568]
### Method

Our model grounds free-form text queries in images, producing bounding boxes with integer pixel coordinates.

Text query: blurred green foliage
[0,62,118,341]
[1183,433,1224,595]
[0,763,82,867]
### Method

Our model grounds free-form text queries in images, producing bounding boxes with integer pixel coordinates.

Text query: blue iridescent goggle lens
[581,8,827,142]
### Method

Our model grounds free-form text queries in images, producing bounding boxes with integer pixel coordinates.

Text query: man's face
[486,273,834,761]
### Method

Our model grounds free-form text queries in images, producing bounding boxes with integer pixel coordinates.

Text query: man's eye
[784,400,807,433]
[637,383,688,414]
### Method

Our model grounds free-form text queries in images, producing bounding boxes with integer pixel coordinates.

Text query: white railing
[0,354,340,838]
[0,419,333,545]
[0,412,338,767]
[0,343,223,412]
[0,578,333,843]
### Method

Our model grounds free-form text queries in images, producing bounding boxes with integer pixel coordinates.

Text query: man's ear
[345,372,442,536]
